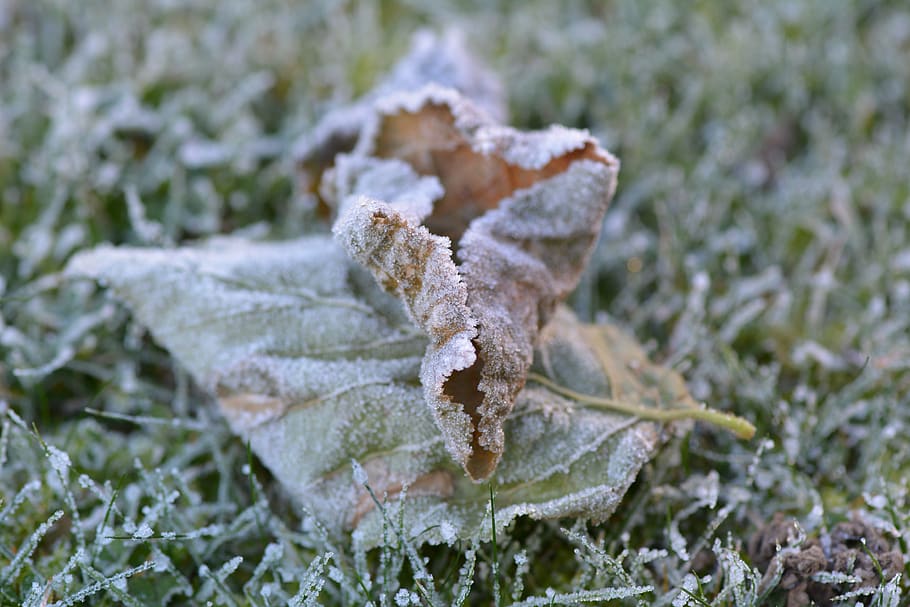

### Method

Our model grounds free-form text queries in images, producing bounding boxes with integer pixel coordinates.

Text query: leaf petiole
[526,372,756,439]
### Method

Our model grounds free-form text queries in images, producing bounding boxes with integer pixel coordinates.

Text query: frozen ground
[1,1,909,605]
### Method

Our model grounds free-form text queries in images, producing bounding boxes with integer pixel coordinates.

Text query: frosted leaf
[67,237,686,547]
[322,155,444,223]
[294,29,505,212]
[66,236,426,432]
[332,85,619,479]
[333,196,479,472]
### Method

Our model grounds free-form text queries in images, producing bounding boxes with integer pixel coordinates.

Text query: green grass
[2,0,910,604]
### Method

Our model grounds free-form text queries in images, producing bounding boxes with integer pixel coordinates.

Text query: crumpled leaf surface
[66,237,689,548]
[294,29,506,211]
[330,85,620,479]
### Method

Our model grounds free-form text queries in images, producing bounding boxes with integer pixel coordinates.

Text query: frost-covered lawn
[2,1,910,605]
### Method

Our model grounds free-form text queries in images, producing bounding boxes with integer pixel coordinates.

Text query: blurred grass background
[1,0,909,604]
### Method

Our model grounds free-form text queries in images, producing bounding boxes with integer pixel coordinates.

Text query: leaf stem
[526,372,756,439]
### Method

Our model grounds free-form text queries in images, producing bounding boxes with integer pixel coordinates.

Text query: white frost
[351,460,368,486]
[439,521,457,545]
[47,445,71,478]
[132,523,154,540]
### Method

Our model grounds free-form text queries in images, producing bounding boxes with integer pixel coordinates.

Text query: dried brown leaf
[332,85,619,479]
[294,30,506,216]
[67,238,691,547]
